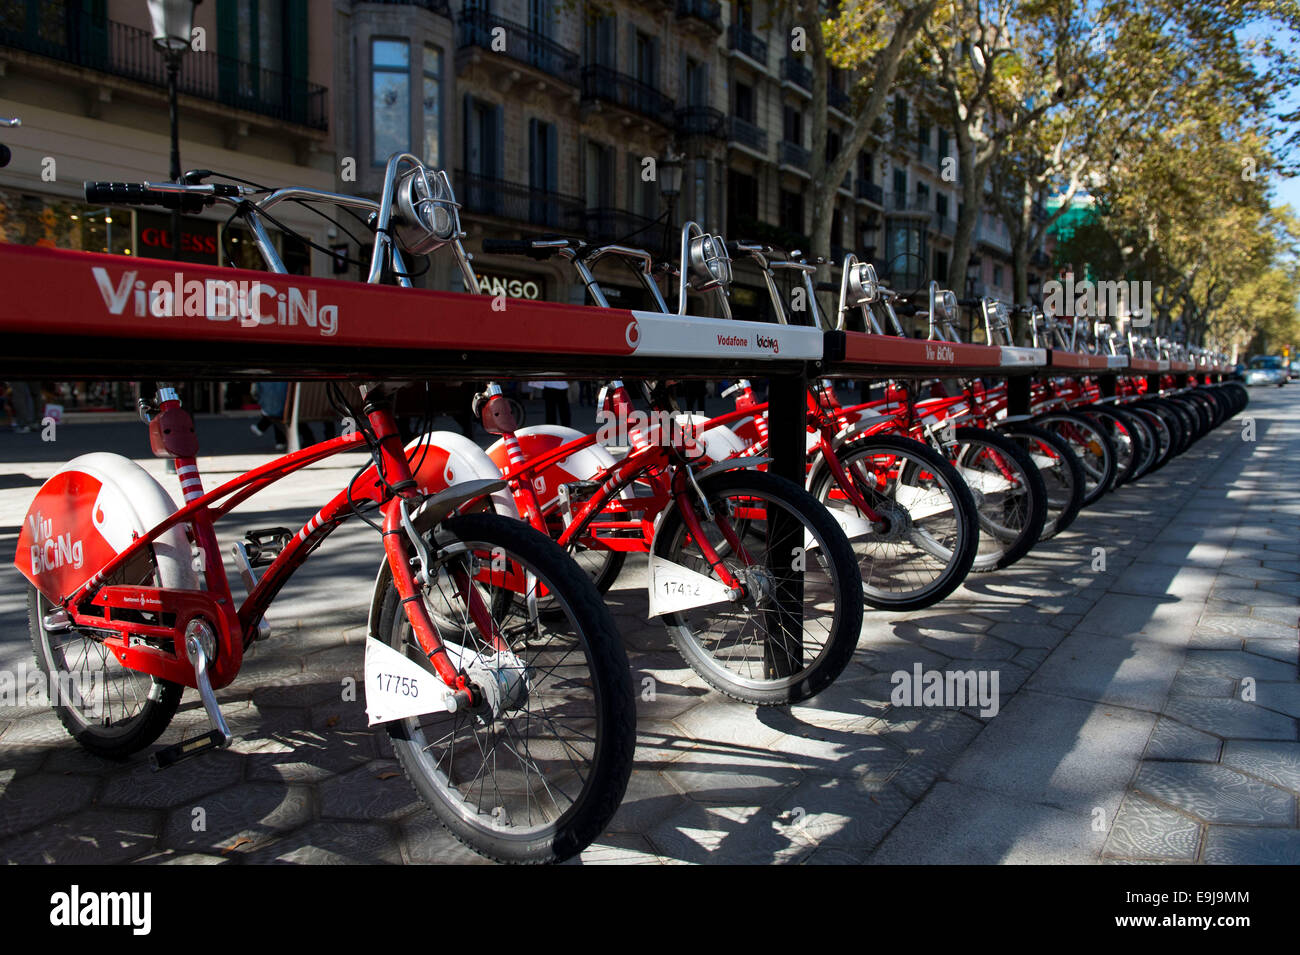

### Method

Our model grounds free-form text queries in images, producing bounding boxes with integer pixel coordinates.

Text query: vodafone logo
[625,319,640,348]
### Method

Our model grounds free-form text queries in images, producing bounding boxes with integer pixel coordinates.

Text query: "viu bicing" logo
[90,267,339,336]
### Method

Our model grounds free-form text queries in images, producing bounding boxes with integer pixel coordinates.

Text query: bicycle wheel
[808,434,978,611]
[376,512,635,864]
[1078,406,1140,487]
[652,469,863,705]
[1107,406,1158,482]
[1032,411,1117,504]
[1128,404,1175,473]
[28,563,182,760]
[952,427,1048,571]
[999,423,1085,540]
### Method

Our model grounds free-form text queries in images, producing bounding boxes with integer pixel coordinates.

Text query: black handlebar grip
[0,143,10,169]
[83,181,206,213]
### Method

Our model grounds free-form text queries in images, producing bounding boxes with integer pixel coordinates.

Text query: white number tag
[647,556,734,617]
[364,637,458,725]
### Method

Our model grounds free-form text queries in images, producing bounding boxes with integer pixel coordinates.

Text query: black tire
[808,434,978,611]
[1127,404,1176,473]
[1032,411,1117,505]
[999,423,1085,539]
[1108,406,1158,482]
[1138,399,1190,456]
[952,427,1048,570]
[653,469,863,705]
[28,563,183,760]
[377,513,635,864]
[1078,406,1142,487]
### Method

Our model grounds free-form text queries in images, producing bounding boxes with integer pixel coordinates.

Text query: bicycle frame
[45,390,507,694]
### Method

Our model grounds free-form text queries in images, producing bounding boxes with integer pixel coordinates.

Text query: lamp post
[147,0,199,261]
[658,149,683,260]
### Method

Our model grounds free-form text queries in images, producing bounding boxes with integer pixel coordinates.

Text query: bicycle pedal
[240,527,293,567]
[150,730,228,770]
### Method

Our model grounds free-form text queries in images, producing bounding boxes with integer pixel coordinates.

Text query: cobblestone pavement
[0,388,1295,864]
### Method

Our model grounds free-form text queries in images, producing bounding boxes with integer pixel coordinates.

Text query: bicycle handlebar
[84,181,211,213]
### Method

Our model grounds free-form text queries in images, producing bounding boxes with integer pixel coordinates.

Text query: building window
[779,188,805,238]
[529,119,559,225]
[993,264,1004,287]
[885,219,926,289]
[936,193,949,219]
[916,181,930,207]
[727,170,758,236]
[937,129,950,160]
[735,82,755,122]
[584,13,616,67]
[423,46,443,167]
[635,31,658,89]
[372,38,410,164]
[584,140,614,209]
[625,152,657,219]
[934,249,948,283]
[892,168,907,209]
[893,96,908,131]
[692,158,710,226]
[686,58,708,107]
[783,105,803,146]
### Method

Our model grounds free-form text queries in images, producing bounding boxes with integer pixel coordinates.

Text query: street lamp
[147,0,199,260]
[658,148,684,259]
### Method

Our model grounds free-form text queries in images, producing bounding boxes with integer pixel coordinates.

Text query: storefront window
[0,191,133,255]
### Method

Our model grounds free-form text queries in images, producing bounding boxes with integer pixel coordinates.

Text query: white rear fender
[405,431,518,518]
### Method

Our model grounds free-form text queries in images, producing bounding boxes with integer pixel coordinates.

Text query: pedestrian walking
[529,380,571,427]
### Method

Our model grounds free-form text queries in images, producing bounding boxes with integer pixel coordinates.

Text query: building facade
[0,0,338,409]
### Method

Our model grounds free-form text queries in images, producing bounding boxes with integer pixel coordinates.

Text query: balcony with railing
[0,2,328,129]
[580,65,675,125]
[365,0,451,13]
[781,56,812,92]
[728,115,768,154]
[779,140,811,172]
[727,24,768,66]
[457,10,578,83]
[932,212,957,236]
[455,170,585,230]
[676,0,723,31]
[583,207,667,257]
[856,179,884,205]
[888,191,932,215]
[675,105,726,139]
[976,216,1012,254]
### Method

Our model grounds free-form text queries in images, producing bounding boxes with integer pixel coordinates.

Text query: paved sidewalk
[0,388,1295,864]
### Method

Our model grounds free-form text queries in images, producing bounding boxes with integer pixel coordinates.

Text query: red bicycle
[16,155,635,864]
[463,229,865,704]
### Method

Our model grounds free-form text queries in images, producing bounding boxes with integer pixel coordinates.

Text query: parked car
[1243,355,1288,387]
[1290,360,1299,380]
